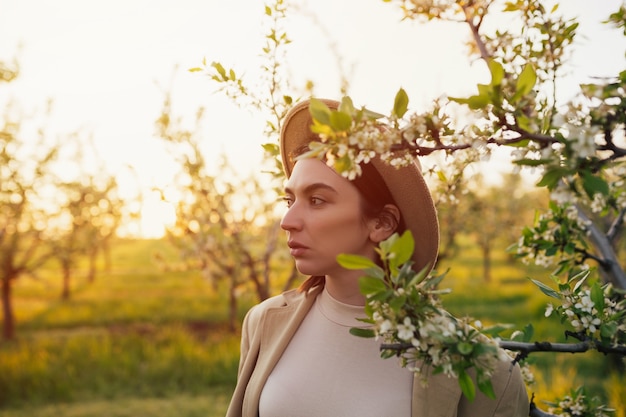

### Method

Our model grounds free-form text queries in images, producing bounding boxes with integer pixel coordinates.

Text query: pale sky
[1,0,624,236]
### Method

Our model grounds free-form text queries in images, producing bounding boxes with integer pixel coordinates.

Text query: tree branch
[576,206,626,289]
[607,207,626,243]
[380,340,626,356]
[530,398,558,417]
[459,2,491,62]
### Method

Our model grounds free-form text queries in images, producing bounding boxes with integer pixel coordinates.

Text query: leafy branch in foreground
[339,230,624,412]
[338,231,505,402]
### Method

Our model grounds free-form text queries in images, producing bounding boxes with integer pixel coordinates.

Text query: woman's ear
[369,204,401,243]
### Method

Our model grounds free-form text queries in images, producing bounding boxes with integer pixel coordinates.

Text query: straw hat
[280,98,440,274]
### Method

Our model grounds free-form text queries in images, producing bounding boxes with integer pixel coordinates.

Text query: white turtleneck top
[259,287,413,417]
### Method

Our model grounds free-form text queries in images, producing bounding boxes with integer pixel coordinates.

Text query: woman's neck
[324,270,367,306]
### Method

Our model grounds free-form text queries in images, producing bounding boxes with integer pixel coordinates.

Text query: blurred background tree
[0,62,59,339]
[154,91,298,332]
[0,62,126,339]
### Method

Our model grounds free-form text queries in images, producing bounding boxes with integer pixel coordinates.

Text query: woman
[225,99,529,417]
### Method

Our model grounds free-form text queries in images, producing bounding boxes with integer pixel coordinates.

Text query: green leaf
[332,154,353,174]
[449,94,489,110]
[482,323,515,338]
[472,343,498,357]
[369,289,394,302]
[388,294,407,311]
[488,60,505,86]
[504,139,531,148]
[337,254,379,270]
[600,322,617,339]
[513,158,550,167]
[515,64,537,98]
[406,265,429,288]
[530,279,560,299]
[457,342,473,355]
[362,108,385,120]
[393,88,409,118]
[358,276,388,295]
[422,270,446,289]
[571,270,590,292]
[309,98,332,125]
[476,83,491,97]
[477,377,496,400]
[379,233,399,256]
[365,266,386,281]
[329,111,352,131]
[581,171,609,198]
[590,282,605,314]
[521,323,534,342]
[390,230,415,268]
[211,62,227,79]
[537,168,570,189]
[261,143,279,154]
[458,370,476,402]
[350,327,375,338]
[467,94,490,110]
[338,96,355,115]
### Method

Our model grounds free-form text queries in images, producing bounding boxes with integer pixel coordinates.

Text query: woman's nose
[280,203,302,232]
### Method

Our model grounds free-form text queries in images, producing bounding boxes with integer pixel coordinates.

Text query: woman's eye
[282,196,294,207]
[310,197,324,206]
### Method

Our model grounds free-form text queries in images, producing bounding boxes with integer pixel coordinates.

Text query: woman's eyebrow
[283,183,338,195]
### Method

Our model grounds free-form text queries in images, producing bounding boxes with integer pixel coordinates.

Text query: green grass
[2,239,242,413]
[1,389,231,417]
[1,237,623,416]
[0,325,239,408]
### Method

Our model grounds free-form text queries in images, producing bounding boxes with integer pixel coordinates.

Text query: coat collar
[242,286,323,416]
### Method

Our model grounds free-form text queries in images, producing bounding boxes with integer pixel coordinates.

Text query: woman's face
[281,158,377,277]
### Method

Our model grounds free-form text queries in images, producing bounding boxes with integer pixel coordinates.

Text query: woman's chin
[293,260,322,277]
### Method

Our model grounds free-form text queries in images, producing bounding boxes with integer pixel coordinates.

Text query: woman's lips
[288,241,308,257]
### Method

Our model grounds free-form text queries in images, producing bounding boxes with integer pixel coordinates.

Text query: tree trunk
[577,205,626,289]
[87,248,97,283]
[103,242,112,272]
[1,277,15,340]
[482,242,491,283]
[61,262,71,299]
[228,276,238,333]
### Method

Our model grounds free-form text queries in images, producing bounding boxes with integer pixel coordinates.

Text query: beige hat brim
[280,99,439,274]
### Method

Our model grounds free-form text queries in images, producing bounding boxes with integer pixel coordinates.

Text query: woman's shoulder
[242,288,310,327]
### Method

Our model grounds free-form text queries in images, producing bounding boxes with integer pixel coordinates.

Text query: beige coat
[225,286,529,417]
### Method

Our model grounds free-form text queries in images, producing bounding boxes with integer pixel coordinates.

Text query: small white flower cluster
[559,290,602,333]
[515,202,592,269]
[315,119,410,179]
[518,361,536,386]
[545,279,625,344]
[547,389,615,417]
[565,124,599,160]
[369,289,501,384]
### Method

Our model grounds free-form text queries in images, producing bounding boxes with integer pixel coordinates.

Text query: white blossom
[397,317,417,341]
[574,293,594,313]
[545,304,554,317]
